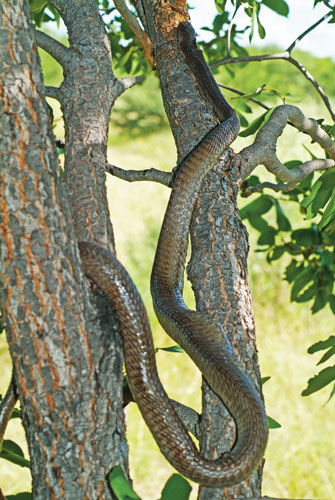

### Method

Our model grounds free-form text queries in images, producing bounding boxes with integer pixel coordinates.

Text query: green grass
[107,129,335,500]
[1,59,335,497]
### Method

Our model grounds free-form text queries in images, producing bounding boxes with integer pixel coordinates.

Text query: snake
[79,22,268,486]
[0,21,268,486]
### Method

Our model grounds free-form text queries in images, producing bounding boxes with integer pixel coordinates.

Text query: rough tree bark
[138,1,265,499]
[0,0,269,499]
[0,0,132,498]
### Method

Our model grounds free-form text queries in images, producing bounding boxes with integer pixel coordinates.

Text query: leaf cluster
[109,466,191,500]
[302,335,335,403]
[240,113,335,400]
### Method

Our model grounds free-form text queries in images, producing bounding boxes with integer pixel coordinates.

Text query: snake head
[177,22,197,53]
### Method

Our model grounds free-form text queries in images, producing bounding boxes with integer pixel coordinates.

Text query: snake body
[80,22,268,486]
[0,21,268,486]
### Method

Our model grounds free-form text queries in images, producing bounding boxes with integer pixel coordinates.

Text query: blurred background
[1,1,334,498]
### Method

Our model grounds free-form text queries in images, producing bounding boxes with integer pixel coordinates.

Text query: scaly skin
[78,21,268,486]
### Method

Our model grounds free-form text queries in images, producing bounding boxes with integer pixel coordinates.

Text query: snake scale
[80,22,268,486]
[0,22,268,486]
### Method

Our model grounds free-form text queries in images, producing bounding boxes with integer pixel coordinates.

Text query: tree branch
[45,86,61,101]
[34,29,72,68]
[113,75,143,99]
[211,13,335,121]
[113,0,155,68]
[106,163,172,187]
[217,83,271,111]
[239,105,335,190]
[286,12,331,53]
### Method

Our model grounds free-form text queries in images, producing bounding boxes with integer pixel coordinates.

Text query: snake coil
[79,22,268,486]
[0,21,269,487]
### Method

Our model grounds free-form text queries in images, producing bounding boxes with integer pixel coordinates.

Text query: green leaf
[267,245,285,261]
[108,466,141,500]
[157,345,184,353]
[261,376,271,384]
[214,0,227,14]
[239,196,273,218]
[160,474,191,500]
[213,13,229,34]
[262,0,289,16]
[239,108,274,137]
[273,201,291,231]
[248,216,269,232]
[302,366,335,396]
[301,169,335,218]
[317,346,335,365]
[257,225,276,246]
[256,11,266,39]
[0,440,30,468]
[284,260,300,283]
[290,267,315,302]
[29,0,47,12]
[296,283,317,303]
[324,382,335,405]
[6,494,32,500]
[291,227,320,247]
[239,110,266,137]
[247,4,257,42]
[312,288,329,314]
[319,189,335,229]
[267,416,281,429]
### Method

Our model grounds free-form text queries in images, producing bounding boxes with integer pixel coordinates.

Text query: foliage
[0,440,30,469]
[109,467,191,500]
[111,76,168,138]
[302,335,335,402]
[239,104,335,402]
[2,0,334,497]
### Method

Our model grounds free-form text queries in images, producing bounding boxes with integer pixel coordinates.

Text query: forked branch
[239,104,335,195]
[213,12,335,120]
[113,0,155,68]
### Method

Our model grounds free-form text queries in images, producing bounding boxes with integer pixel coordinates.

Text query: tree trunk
[0,0,267,498]
[0,1,129,498]
[139,1,265,498]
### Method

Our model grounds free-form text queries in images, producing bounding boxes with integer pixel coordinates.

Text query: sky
[189,0,335,59]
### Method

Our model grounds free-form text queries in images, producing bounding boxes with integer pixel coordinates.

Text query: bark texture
[138,1,265,498]
[0,1,128,498]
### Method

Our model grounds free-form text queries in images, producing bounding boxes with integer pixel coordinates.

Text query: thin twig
[217,83,299,131]
[286,12,331,53]
[211,14,335,121]
[113,0,155,68]
[212,52,334,121]
[217,83,270,111]
[106,163,172,187]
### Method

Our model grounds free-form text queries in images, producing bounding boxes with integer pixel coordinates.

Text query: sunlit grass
[1,121,334,498]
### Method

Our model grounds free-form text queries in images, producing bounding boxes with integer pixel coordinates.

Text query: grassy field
[1,45,334,498]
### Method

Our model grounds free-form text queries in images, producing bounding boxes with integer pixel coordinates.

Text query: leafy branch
[211,10,335,120]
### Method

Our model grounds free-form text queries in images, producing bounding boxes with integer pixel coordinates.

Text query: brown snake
[80,22,268,486]
[0,22,268,486]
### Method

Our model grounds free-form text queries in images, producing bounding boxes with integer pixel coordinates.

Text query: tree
[0,1,334,499]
